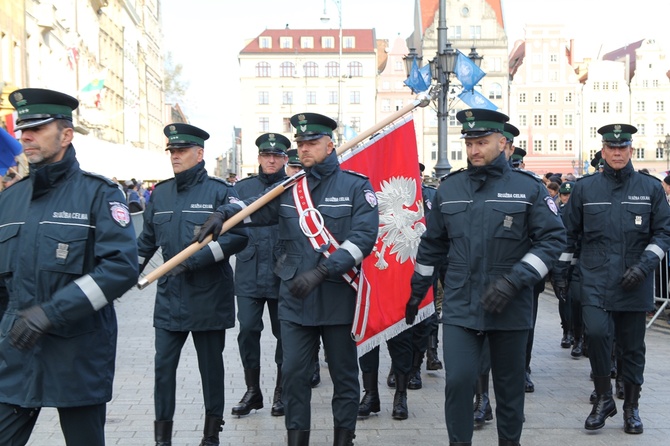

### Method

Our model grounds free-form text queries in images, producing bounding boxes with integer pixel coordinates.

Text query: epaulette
[638,170,661,182]
[440,168,466,182]
[232,175,256,185]
[153,177,174,189]
[343,169,369,179]
[511,168,543,183]
[209,176,234,186]
[82,170,119,187]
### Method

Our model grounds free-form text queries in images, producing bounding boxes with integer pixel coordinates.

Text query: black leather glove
[621,266,646,291]
[405,289,426,325]
[9,306,53,350]
[194,210,226,243]
[166,262,189,277]
[551,277,569,303]
[289,264,329,299]
[481,276,517,313]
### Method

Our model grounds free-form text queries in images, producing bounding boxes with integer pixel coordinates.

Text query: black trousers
[582,306,646,384]
[154,328,226,420]
[281,321,358,431]
[359,327,412,375]
[443,325,528,443]
[0,402,106,446]
[236,295,282,368]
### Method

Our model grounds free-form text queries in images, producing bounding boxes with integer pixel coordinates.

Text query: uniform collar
[175,160,207,191]
[467,151,509,181]
[258,166,287,185]
[30,145,78,199]
[305,150,339,180]
[602,160,634,183]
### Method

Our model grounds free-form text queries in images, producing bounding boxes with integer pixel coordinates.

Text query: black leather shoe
[571,338,583,358]
[310,361,321,388]
[408,369,422,390]
[524,370,534,393]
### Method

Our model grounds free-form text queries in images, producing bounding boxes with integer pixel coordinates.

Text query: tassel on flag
[340,118,434,356]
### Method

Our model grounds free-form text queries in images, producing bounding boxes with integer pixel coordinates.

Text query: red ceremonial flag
[340,117,434,355]
[3,112,18,138]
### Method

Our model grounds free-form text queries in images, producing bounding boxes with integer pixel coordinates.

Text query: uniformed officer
[195,112,379,446]
[231,133,288,418]
[510,146,526,169]
[555,124,670,434]
[286,148,303,176]
[590,150,604,173]
[0,88,138,445]
[555,182,575,349]
[137,123,248,446]
[503,123,520,162]
[405,108,565,446]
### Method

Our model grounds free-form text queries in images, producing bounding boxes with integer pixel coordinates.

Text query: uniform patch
[544,196,558,216]
[109,201,131,227]
[364,190,378,208]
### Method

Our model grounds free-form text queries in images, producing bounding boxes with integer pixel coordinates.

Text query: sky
[161,0,670,167]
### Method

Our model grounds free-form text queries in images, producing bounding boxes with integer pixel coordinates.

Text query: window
[603,82,609,90]
[657,123,665,135]
[534,140,543,152]
[469,25,481,39]
[637,101,645,112]
[593,81,600,90]
[382,81,390,90]
[519,140,528,151]
[638,124,645,135]
[564,114,573,126]
[616,102,623,113]
[532,54,542,64]
[301,36,314,49]
[381,99,391,112]
[306,91,316,105]
[590,127,597,138]
[519,92,526,103]
[259,36,272,49]
[612,82,619,91]
[657,101,665,112]
[565,91,573,103]
[350,91,361,104]
[653,79,659,88]
[280,36,293,49]
[549,114,557,126]
[258,91,269,105]
[657,147,664,159]
[602,102,610,113]
[533,114,542,126]
[590,102,597,113]
[282,91,293,105]
[451,146,463,161]
[448,109,459,127]
[303,61,318,77]
[395,99,404,111]
[488,83,502,100]
[643,80,649,88]
[322,36,335,49]
[448,26,461,39]
[255,62,271,77]
[350,117,361,132]
[635,148,644,159]
[283,118,291,133]
[343,36,355,49]
[280,61,295,77]
[550,140,558,151]
[325,61,339,77]
[328,91,338,104]
[549,92,557,103]
[549,71,558,81]
[347,61,363,77]
[519,114,527,126]
[534,92,542,103]
[550,54,558,62]
[565,139,573,151]
[259,117,269,132]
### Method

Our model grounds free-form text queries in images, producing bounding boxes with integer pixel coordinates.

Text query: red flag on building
[340,118,434,355]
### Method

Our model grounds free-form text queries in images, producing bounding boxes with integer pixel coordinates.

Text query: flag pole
[137,93,432,290]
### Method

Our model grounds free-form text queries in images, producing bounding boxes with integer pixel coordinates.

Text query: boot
[571,337,583,358]
[426,332,443,370]
[154,420,172,446]
[231,368,263,416]
[584,375,617,430]
[199,416,223,446]
[615,360,624,400]
[311,360,321,388]
[271,368,284,416]
[391,373,409,420]
[473,373,493,425]
[623,382,643,434]
[408,352,423,390]
[386,367,396,388]
[358,372,380,417]
[287,429,310,446]
[333,427,356,446]
[524,368,534,393]
[498,440,520,446]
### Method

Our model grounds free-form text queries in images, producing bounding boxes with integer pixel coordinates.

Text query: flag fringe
[356,302,435,357]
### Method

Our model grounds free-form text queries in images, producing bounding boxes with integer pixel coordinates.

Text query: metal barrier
[649,253,670,328]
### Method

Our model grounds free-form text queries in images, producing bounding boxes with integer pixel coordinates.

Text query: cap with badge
[9,88,79,131]
[503,123,520,143]
[456,108,509,139]
[590,150,604,169]
[510,146,526,167]
[290,112,337,141]
[164,123,210,149]
[559,181,574,194]
[286,148,301,167]
[255,133,290,155]
[598,123,637,148]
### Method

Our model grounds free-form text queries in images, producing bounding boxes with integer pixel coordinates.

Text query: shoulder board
[153,177,174,188]
[82,171,118,187]
[576,173,593,182]
[343,169,369,179]
[209,176,234,186]
[440,168,466,182]
[639,170,661,182]
[234,175,256,184]
[512,169,543,182]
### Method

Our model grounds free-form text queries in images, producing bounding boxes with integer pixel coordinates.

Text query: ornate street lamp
[658,133,670,171]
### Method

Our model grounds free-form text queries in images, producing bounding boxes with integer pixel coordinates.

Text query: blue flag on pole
[454,51,486,91]
[458,90,498,111]
[403,58,430,94]
[0,127,22,176]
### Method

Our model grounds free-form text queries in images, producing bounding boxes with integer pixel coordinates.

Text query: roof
[602,39,644,81]
[419,0,504,35]
[240,28,377,54]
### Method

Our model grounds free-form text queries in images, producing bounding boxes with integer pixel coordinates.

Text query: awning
[73,134,173,181]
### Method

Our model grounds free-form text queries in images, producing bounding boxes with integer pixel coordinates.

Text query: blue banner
[458,90,498,111]
[403,58,430,94]
[454,51,486,91]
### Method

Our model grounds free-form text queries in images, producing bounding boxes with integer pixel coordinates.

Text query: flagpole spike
[416,92,432,108]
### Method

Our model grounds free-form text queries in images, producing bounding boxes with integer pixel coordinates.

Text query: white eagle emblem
[373,176,426,270]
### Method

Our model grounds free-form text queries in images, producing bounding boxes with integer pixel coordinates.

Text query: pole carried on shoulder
[137,93,431,289]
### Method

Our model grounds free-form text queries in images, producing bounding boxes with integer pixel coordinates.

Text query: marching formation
[0,87,668,446]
